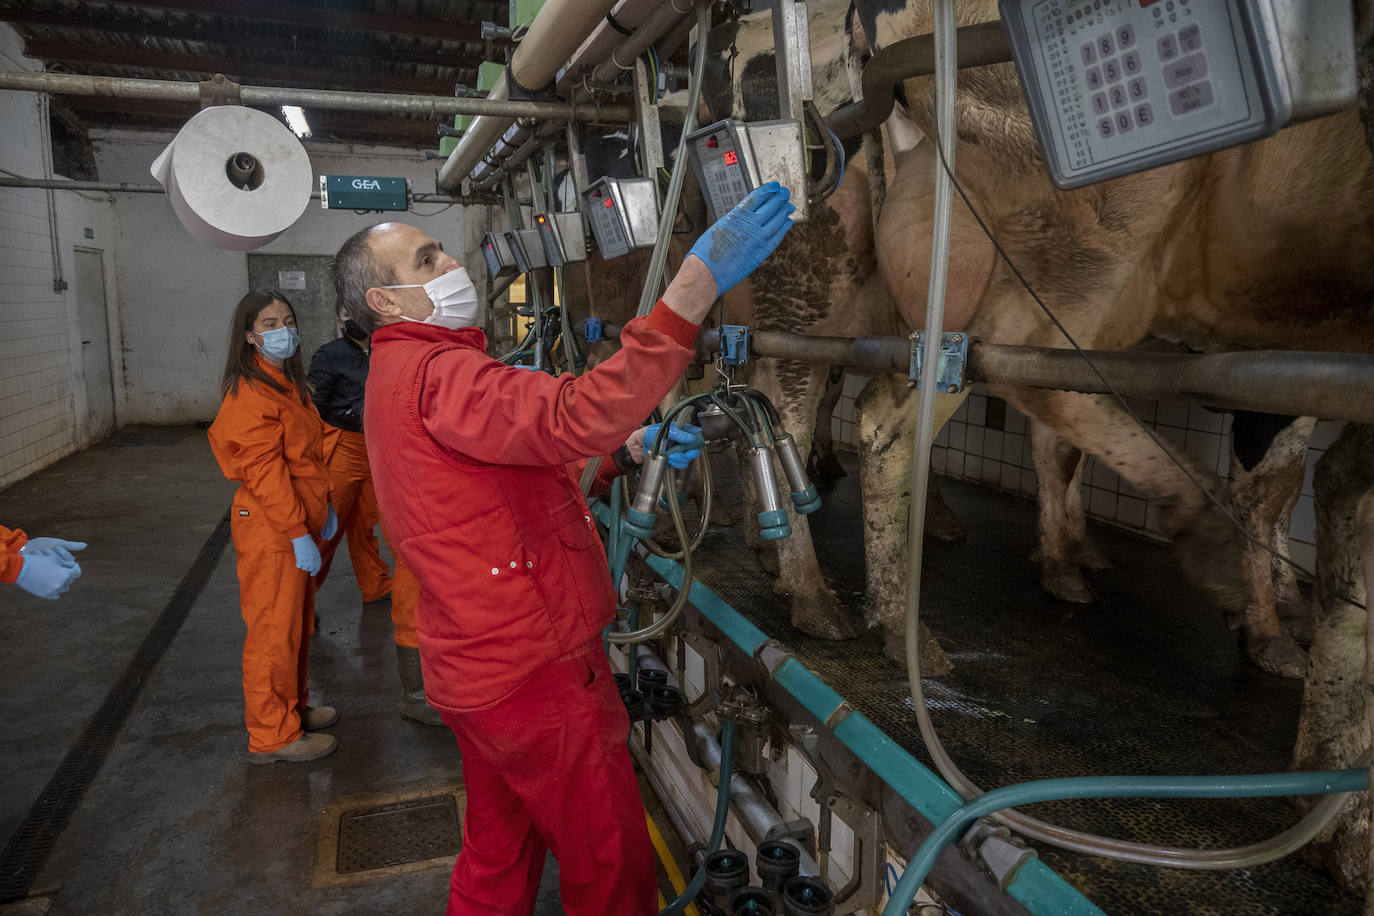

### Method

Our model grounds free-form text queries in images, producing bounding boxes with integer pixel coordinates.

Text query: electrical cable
[895,0,1371,879]
[660,719,736,915]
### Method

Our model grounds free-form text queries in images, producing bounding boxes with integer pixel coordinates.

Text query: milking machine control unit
[533,211,588,268]
[998,0,1355,188]
[581,176,661,259]
[685,119,808,222]
[481,231,518,280]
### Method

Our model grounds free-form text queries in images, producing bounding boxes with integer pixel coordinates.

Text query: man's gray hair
[331,224,395,334]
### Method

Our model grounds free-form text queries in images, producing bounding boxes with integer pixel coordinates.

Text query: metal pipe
[586,0,695,89]
[0,70,632,122]
[0,175,493,205]
[594,323,1374,423]
[438,0,625,190]
[824,20,1013,140]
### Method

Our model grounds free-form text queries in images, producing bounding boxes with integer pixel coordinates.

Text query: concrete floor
[0,427,586,915]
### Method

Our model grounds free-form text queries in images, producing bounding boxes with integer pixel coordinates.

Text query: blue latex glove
[320,503,338,541]
[19,536,86,565]
[15,552,81,600]
[687,182,795,297]
[643,422,704,470]
[291,534,323,575]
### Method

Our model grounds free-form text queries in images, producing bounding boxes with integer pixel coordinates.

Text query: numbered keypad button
[1081,43,1097,67]
[1116,24,1135,50]
[1091,92,1110,116]
[1135,103,1154,127]
[1128,77,1148,101]
[1122,51,1141,76]
[1097,117,1115,139]
[1109,85,1128,109]
[1098,34,1115,57]
[1086,67,1104,91]
[1179,24,1202,54]
[1103,59,1121,82]
[1157,34,1178,61]
[1114,110,1134,134]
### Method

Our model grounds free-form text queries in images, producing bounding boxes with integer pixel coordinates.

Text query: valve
[781,876,833,916]
[716,686,773,775]
[771,432,820,514]
[730,887,775,915]
[755,841,801,896]
[748,447,792,540]
[620,689,645,721]
[705,850,751,907]
[637,668,667,694]
[647,685,684,719]
[696,402,735,442]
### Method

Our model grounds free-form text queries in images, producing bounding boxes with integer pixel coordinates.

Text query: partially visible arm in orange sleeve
[208,392,311,539]
[1,525,29,584]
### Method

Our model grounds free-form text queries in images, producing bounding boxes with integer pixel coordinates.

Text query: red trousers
[317,428,393,602]
[439,647,656,915]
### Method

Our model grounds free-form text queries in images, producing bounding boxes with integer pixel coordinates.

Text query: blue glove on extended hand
[19,536,86,565]
[687,181,796,297]
[320,503,338,541]
[643,422,704,470]
[291,534,323,575]
[15,551,81,600]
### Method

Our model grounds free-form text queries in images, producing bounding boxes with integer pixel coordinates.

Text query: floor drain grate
[336,795,461,874]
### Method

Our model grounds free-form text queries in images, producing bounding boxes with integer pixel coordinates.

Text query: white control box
[999,0,1355,188]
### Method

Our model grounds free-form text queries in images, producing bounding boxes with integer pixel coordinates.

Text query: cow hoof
[1042,570,1096,604]
[1075,541,1112,571]
[791,590,856,640]
[1245,634,1308,679]
[881,623,953,677]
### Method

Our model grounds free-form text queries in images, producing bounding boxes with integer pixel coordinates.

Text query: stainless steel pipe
[0,70,632,122]
[593,323,1374,423]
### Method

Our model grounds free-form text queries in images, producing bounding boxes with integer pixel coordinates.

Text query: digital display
[723,150,739,166]
[604,198,614,208]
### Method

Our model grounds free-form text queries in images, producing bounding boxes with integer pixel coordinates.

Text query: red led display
[723,150,739,166]
[605,198,615,208]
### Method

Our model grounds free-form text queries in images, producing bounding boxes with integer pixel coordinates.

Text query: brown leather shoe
[249,731,337,765]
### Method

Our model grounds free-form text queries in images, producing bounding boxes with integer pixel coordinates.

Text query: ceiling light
[282,106,311,138]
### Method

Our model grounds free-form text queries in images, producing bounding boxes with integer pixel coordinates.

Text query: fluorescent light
[281,106,311,138]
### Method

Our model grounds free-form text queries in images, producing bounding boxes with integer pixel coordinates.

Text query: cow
[848,0,1374,894]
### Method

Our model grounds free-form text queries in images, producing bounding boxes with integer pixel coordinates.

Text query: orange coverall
[1,526,28,584]
[208,358,331,753]
[315,427,393,602]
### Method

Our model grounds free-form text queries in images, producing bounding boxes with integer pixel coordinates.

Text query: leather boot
[396,645,444,727]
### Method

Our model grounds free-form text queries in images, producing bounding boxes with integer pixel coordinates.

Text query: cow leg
[924,470,965,543]
[740,359,856,640]
[808,365,849,490]
[1227,412,1316,677]
[857,374,963,675]
[1292,423,1374,896]
[1029,419,1097,604]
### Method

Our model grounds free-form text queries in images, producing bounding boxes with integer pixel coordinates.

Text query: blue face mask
[256,326,299,361]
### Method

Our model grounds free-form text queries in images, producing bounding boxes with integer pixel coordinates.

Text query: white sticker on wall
[277,270,307,290]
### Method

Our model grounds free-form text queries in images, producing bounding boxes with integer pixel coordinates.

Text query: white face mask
[384,267,481,331]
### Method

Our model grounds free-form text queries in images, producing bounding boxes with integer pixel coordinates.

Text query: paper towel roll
[150,106,313,251]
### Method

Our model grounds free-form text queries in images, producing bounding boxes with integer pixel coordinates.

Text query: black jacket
[308,337,369,432]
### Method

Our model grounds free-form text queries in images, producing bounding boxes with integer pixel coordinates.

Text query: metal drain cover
[336,794,461,874]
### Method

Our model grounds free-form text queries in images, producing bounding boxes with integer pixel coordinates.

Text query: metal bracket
[581,318,603,343]
[908,330,970,393]
[764,818,817,859]
[720,324,751,366]
[198,73,242,108]
[958,817,1037,890]
[829,794,885,908]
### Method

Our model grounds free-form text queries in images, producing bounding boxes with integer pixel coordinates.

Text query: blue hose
[883,767,1369,915]
[661,719,736,915]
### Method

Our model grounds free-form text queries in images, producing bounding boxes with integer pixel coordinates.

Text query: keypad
[1079,15,1213,143]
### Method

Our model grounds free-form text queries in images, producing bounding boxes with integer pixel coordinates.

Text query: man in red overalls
[332,184,794,915]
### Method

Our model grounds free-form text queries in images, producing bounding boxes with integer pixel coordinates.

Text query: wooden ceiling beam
[22,38,467,95]
[0,5,496,71]
[96,0,497,44]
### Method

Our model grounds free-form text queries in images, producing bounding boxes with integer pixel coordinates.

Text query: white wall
[93,131,492,426]
[0,24,121,488]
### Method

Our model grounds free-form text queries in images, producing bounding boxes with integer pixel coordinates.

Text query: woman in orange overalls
[208,289,339,765]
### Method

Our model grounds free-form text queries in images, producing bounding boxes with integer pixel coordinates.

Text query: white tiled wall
[830,374,1336,571]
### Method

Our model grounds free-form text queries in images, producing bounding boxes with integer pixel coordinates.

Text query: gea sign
[319,175,410,212]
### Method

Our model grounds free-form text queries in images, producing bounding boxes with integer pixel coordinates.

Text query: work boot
[301,705,338,730]
[249,731,337,765]
[396,645,444,727]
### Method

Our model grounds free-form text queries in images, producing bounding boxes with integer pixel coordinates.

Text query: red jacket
[1,526,28,584]
[365,303,699,710]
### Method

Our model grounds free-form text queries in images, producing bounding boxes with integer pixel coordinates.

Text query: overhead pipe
[438,0,626,191]
[583,0,695,91]
[590,324,1374,424]
[0,70,632,122]
[0,175,494,205]
[824,20,1013,140]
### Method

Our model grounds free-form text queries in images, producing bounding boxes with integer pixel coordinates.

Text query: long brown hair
[220,289,310,404]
